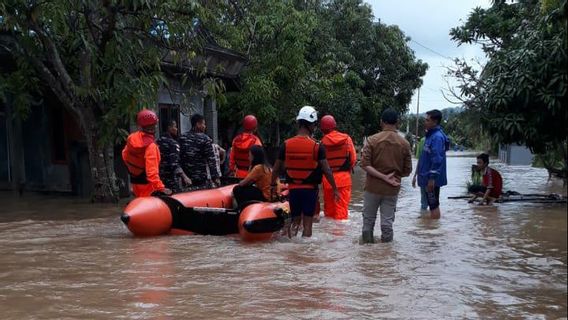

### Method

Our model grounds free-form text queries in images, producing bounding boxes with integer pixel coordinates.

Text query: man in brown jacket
[360,108,412,243]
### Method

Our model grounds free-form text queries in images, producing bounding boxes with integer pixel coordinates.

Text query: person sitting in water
[468,153,503,205]
[232,145,280,208]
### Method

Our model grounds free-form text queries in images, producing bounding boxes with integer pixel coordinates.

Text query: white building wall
[508,144,534,165]
[499,143,534,165]
[156,79,204,135]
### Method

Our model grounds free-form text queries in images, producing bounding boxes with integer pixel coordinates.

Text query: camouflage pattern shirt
[179,131,220,185]
[156,133,184,192]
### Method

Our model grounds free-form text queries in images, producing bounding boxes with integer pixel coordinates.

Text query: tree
[448,0,567,177]
[305,0,428,140]
[213,0,427,145]
[213,0,317,145]
[0,0,221,201]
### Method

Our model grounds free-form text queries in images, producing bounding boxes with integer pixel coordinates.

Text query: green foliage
[0,0,226,200]
[0,57,40,119]
[400,108,494,152]
[214,0,427,144]
[399,114,425,138]
[532,141,567,179]
[449,0,568,157]
[0,0,429,198]
[440,107,492,151]
[450,1,532,56]
[0,0,219,144]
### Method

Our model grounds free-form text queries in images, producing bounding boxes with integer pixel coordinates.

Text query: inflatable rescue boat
[120,185,290,241]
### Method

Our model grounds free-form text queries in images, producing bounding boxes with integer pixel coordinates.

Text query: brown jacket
[360,129,412,196]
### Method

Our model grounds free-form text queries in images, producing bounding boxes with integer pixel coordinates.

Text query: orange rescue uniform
[229,132,262,178]
[321,130,356,220]
[122,131,166,197]
[280,135,325,219]
[283,136,323,189]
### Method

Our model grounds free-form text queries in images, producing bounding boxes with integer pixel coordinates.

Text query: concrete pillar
[204,96,218,144]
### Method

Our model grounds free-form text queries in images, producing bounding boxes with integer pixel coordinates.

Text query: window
[158,104,180,135]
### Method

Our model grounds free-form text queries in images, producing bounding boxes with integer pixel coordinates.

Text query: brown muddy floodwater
[0,156,566,319]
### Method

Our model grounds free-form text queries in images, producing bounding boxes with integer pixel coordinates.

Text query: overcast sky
[367,0,492,114]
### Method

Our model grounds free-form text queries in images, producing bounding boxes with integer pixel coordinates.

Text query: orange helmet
[137,109,158,127]
[243,115,258,131]
[320,115,336,133]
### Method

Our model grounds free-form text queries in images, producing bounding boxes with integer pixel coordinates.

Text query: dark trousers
[468,185,487,194]
[426,186,441,210]
[233,185,266,208]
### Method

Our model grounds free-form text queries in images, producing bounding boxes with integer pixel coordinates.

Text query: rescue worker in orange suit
[122,109,172,197]
[320,115,357,220]
[271,106,339,238]
[229,115,263,178]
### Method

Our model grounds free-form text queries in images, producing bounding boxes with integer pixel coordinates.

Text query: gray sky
[367,0,491,114]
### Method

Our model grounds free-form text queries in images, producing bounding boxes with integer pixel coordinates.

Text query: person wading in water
[271,106,339,238]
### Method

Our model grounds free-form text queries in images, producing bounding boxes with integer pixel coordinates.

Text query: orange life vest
[232,133,261,170]
[123,131,155,184]
[284,136,322,186]
[321,132,351,172]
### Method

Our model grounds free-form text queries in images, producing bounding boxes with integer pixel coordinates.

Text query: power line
[410,39,454,61]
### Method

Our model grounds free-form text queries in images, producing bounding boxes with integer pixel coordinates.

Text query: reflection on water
[0,157,566,319]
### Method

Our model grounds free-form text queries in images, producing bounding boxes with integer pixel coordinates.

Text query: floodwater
[0,156,566,319]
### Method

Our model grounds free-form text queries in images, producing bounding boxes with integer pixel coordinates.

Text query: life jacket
[321,131,351,172]
[123,131,156,184]
[484,167,503,196]
[232,133,260,170]
[284,136,322,186]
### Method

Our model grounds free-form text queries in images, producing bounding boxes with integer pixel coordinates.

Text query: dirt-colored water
[0,157,566,319]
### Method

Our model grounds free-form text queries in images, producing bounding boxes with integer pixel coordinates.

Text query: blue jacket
[417,126,449,187]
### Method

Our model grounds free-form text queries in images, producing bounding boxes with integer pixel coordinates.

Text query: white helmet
[296,106,318,123]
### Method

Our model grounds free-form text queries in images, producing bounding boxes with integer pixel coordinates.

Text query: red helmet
[243,115,258,131]
[137,109,158,127]
[320,115,336,133]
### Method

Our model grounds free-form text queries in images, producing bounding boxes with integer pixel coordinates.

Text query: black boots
[362,229,393,243]
[380,226,393,243]
[362,230,374,244]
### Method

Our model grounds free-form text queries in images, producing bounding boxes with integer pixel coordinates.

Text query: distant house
[499,143,534,165]
[0,36,246,197]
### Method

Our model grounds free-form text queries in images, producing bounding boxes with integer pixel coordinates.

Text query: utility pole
[415,87,420,140]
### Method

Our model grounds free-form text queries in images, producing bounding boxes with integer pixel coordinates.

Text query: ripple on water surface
[0,157,565,319]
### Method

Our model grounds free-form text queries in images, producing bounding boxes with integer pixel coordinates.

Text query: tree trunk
[80,107,120,202]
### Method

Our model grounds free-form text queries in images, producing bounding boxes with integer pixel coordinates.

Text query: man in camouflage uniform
[157,121,191,193]
[207,143,226,182]
[179,114,221,189]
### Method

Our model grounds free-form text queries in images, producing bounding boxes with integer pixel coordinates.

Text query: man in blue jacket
[417,109,449,219]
